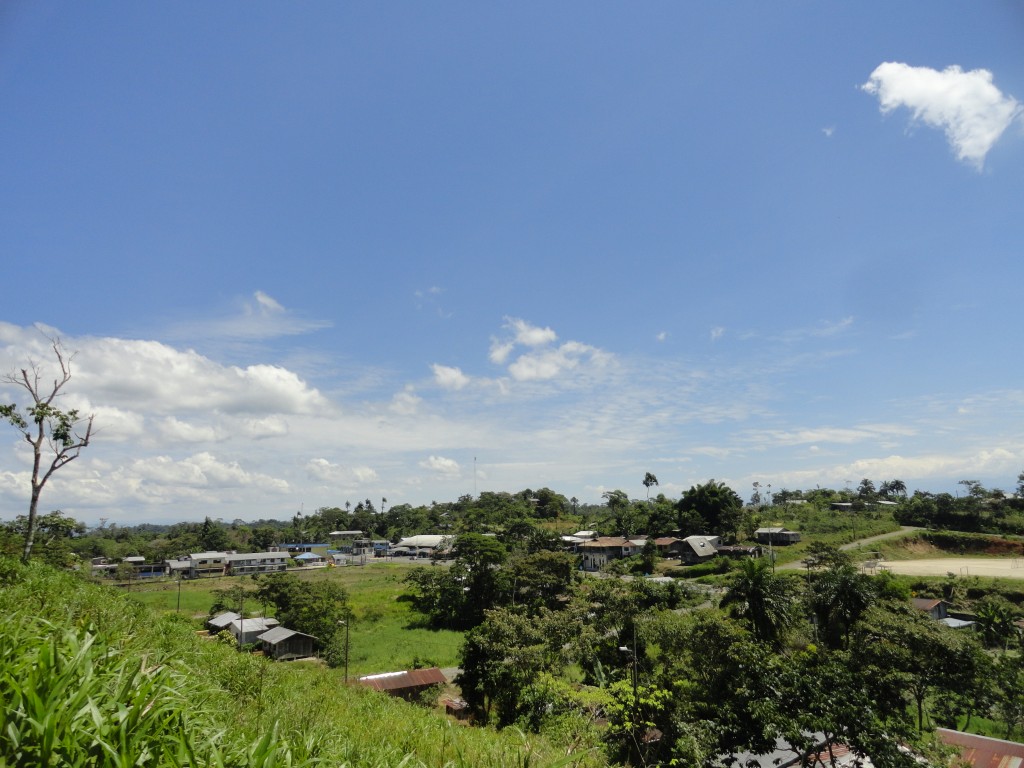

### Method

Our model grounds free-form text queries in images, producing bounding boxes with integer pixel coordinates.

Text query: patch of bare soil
[899,539,942,556]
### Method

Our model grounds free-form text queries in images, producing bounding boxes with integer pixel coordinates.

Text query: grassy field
[123,561,464,676]
[2,558,606,767]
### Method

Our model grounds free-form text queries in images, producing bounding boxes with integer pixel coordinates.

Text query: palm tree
[809,564,875,648]
[721,558,796,646]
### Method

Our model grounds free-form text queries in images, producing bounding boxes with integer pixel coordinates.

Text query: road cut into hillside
[867,557,1024,580]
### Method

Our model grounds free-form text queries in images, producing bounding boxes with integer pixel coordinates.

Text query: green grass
[123,562,464,676]
[0,558,605,768]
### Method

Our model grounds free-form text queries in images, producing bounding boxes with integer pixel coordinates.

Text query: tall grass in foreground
[0,558,603,767]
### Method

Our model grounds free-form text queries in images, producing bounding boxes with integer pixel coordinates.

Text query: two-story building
[225,551,289,576]
[579,537,647,571]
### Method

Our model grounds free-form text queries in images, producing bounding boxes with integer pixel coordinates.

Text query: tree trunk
[22,479,43,564]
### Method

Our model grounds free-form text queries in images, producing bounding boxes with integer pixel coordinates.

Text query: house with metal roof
[357,668,448,701]
[392,535,454,558]
[229,616,280,646]
[258,626,318,661]
[680,535,722,564]
[754,527,801,545]
[911,597,948,620]
[206,611,240,633]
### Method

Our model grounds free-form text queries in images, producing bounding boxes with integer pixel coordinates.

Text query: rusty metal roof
[936,728,1024,768]
[357,668,448,692]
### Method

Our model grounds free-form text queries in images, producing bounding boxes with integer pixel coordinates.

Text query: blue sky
[2,3,1024,524]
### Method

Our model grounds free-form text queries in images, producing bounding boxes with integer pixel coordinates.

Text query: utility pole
[339,618,351,683]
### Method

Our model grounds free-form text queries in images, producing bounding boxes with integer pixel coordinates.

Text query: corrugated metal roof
[229,617,280,633]
[259,626,317,644]
[937,728,1024,768]
[358,668,447,691]
[207,611,240,628]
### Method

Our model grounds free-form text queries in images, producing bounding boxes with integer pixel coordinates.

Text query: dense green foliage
[401,541,1024,766]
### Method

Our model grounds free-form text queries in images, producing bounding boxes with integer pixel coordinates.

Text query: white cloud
[156,417,221,444]
[747,423,916,448]
[508,317,557,347]
[822,126,835,138]
[306,458,378,485]
[481,318,613,384]
[70,337,329,416]
[489,340,515,364]
[88,406,146,442]
[419,455,460,475]
[656,331,668,342]
[710,327,725,342]
[242,416,289,439]
[431,363,470,390]
[862,62,1023,167]
[253,291,284,313]
[389,388,421,415]
[169,291,330,341]
[507,341,612,382]
[128,452,289,492]
[489,317,557,363]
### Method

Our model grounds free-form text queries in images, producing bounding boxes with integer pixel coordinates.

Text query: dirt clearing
[868,557,1024,579]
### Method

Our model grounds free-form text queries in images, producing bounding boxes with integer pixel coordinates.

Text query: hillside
[0,557,603,768]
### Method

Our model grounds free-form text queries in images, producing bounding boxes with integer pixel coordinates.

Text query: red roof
[357,668,447,692]
[936,728,1024,767]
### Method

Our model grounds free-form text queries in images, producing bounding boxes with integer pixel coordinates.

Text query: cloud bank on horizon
[2,302,1023,525]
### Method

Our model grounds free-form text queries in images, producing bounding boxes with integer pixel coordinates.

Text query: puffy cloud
[127,452,289,492]
[507,341,612,382]
[419,455,460,475]
[862,62,1023,167]
[87,406,145,442]
[483,318,613,383]
[431,363,470,390]
[507,317,557,347]
[69,337,329,416]
[156,417,221,444]
[489,340,515,364]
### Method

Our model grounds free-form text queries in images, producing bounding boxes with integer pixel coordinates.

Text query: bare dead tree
[1,339,94,562]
